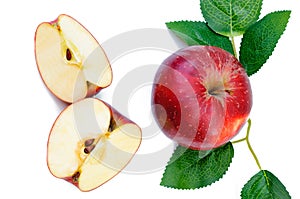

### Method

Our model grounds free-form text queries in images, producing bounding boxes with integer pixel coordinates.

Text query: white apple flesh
[47,98,142,191]
[35,14,112,103]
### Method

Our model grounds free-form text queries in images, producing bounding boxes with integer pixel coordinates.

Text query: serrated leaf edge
[160,143,234,190]
[263,170,291,198]
[240,170,292,198]
[241,10,291,76]
[165,20,234,54]
[165,20,209,45]
[166,20,200,25]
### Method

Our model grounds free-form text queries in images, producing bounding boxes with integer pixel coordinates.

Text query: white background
[1,0,300,198]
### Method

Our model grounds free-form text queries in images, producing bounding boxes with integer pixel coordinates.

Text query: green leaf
[241,170,291,199]
[240,11,291,76]
[166,21,234,54]
[200,0,262,36]
[160,142,234,189]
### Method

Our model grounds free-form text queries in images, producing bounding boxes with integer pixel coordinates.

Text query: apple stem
[232,119,262,170]
[230,36,238,58]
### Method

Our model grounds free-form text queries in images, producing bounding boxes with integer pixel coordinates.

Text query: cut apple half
[35,14,112,103]
[47,98,142,191]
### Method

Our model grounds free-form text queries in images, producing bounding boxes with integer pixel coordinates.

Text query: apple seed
[83,145,95,154]
[83,148,89,154]
[84,138,95,147]
[66,48,72,61]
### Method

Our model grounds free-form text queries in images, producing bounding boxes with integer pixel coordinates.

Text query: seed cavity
[66,48,72,61]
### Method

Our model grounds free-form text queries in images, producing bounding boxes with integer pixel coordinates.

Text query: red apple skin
[34,14,112,103]
[152,46,252,150]
[63,175,79,189]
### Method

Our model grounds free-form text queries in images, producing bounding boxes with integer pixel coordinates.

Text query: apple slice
[47,98,142,191]
[35,14,112,103]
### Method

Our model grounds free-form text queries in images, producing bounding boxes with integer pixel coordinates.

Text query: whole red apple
[152,46,252,150]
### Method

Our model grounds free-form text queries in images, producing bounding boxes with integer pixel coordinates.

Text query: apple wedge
[35,14,112,103]
[47,98,142,191]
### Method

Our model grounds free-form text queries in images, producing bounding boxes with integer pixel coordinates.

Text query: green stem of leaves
[232,119,262,170]
[230,36,238,58]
